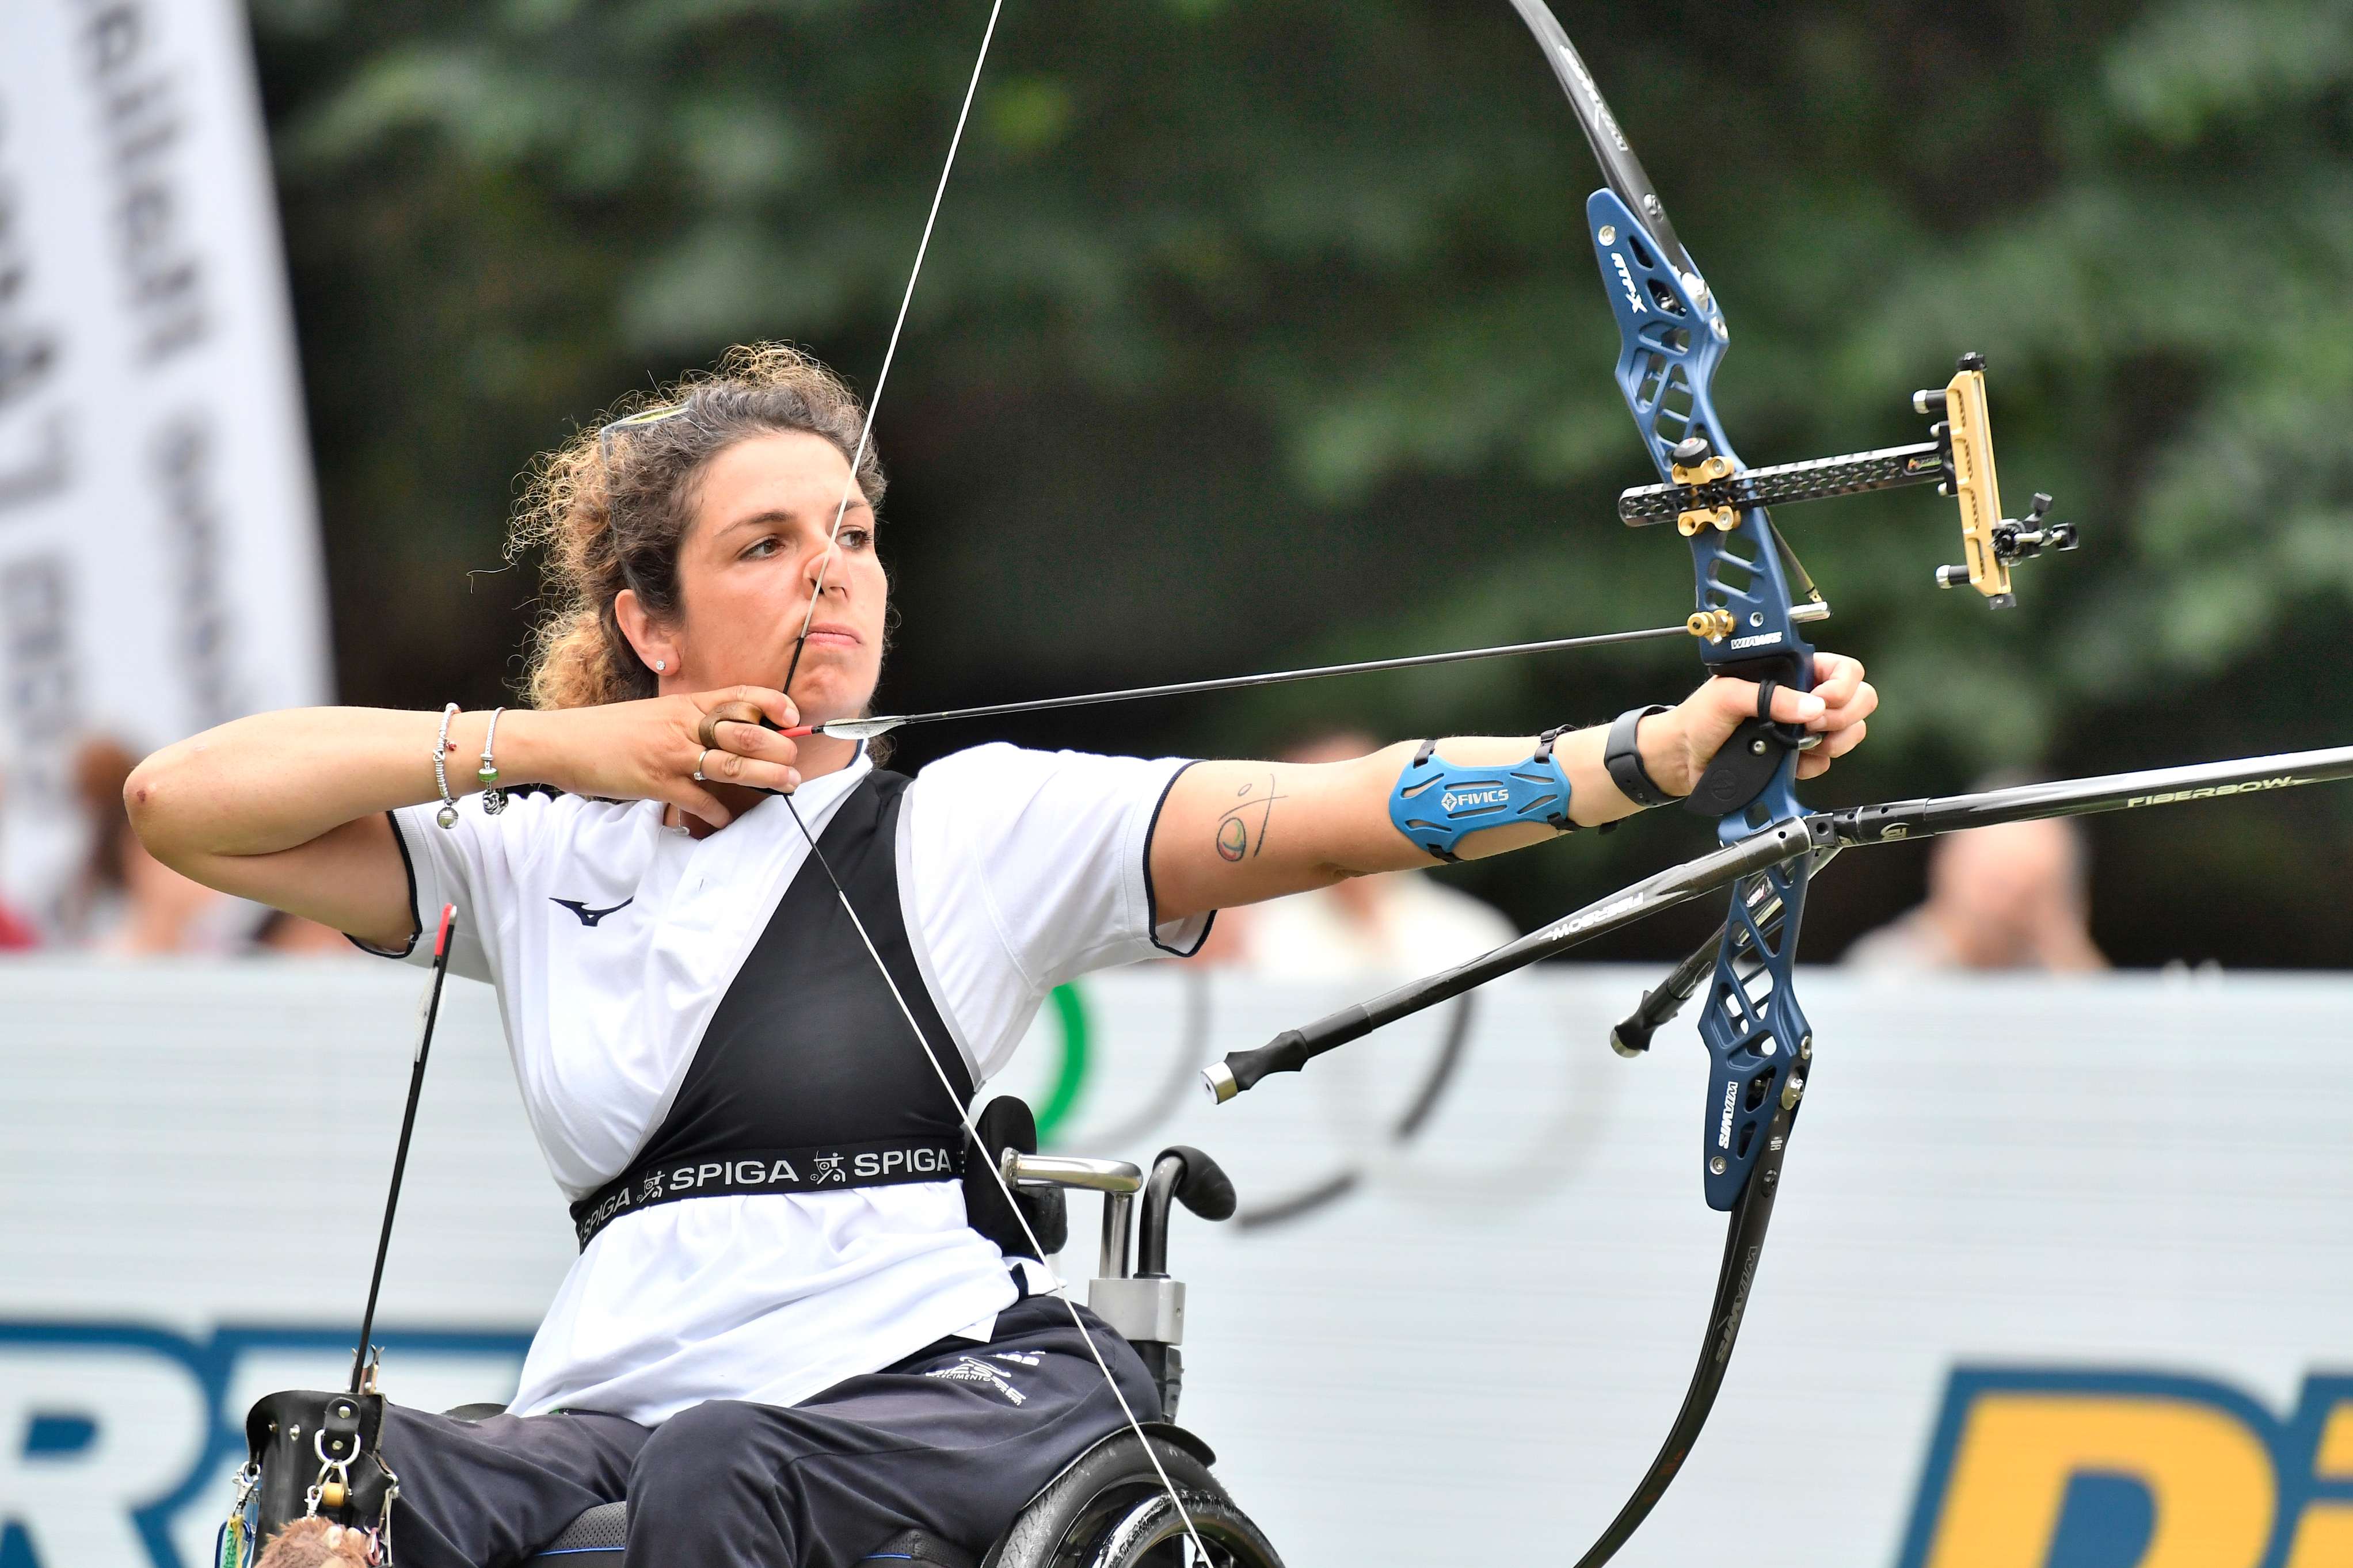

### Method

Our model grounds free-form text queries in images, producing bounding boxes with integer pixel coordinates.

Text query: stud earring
[654,659,666,672]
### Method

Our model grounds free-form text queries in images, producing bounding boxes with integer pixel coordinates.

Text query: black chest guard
[569,772,1061,1258]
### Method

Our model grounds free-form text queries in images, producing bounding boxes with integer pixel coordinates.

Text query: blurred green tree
[249,0,2353,966]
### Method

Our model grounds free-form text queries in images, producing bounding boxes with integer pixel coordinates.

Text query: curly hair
[509,343,886,710]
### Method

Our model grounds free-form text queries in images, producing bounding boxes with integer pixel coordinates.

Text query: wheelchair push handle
[998,1150,1142,1195]
[1137,1144,1234,1274]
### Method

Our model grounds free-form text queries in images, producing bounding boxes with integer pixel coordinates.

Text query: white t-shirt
[365,743,1206,1424]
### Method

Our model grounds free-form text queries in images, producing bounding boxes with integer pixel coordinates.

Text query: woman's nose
[802,539,843,596]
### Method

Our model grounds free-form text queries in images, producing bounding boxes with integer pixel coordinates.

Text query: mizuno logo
[552,897,634,928]
[1611,252,1647,314]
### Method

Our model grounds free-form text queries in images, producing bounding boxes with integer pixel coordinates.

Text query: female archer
[125,343,1875,1568]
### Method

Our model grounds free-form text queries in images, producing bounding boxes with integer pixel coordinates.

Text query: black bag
[222,1390,399,1565]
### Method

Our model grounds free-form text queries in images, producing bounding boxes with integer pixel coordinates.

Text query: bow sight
[1616,351,2079,611]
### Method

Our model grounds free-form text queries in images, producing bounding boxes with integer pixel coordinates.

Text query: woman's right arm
[125,691,802,948]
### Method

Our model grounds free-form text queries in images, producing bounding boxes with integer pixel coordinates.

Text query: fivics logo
[1611,251,1647,315]
[1443,785,1512,814]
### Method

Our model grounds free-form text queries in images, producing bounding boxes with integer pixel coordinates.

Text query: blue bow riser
[1586,188,1816,1211]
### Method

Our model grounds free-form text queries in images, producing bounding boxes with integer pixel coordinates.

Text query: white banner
[0,0,329,928]
[2,959,2348,1567]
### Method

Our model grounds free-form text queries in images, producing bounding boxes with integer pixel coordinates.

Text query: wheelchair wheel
[981,1430,1282,1568]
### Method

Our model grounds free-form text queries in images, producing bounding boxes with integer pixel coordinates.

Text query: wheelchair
[508,1144,1284,1568]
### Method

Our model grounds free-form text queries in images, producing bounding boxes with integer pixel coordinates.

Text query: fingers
[694,688,798,749]
[724,685,799,729]
[700,717,801,789]
[1688,650,1875,784]
[1819,715,1868,758]
[1790,652,1871,778]
[676,781,736,829]
[1810,651,1863,703]
[688,686,801,792]
[1767,683,1828,728]
[1709,676,1825,730]
[1718,655,1875,736]
[1807,653,1876,728]
[692,742,802,795]
[1795,718,1865,779]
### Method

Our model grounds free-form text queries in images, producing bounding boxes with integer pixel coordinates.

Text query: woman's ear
[614,589,680,681]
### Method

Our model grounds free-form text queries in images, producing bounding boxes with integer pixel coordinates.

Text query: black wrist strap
[1605,705,1677,807]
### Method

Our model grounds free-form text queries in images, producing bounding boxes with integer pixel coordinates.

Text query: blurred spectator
[1190,731,1518,979]
[0,771,39,951]
[1843,810,2105,973]
[62,738,255,956]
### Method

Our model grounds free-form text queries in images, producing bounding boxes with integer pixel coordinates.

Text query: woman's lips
[802,624,861,647]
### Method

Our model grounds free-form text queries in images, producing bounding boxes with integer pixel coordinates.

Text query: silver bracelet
[433,703,461,828]
[477,706,508,817]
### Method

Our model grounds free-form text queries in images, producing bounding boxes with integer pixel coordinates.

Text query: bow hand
[1657,653,1877,797]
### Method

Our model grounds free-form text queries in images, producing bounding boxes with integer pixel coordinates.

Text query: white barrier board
[1,958,2347,1567]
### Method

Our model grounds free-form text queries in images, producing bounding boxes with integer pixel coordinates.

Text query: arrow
[781,604,1832,740]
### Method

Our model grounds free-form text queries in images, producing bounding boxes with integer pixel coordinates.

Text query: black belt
[571,1136,965,1250]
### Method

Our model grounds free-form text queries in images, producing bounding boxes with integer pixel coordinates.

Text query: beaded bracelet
[477,707,508,817]
[432,703,462,828]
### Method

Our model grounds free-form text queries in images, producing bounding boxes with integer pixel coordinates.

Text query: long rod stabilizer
[1206,737,2353,1107]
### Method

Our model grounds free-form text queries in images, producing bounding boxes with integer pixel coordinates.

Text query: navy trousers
[372,1296,1158,1568]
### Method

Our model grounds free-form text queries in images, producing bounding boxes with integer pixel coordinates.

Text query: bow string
[757,5,1220,1559]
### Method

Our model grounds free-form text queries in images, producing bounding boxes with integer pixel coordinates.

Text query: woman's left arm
[1150,653,1875,922]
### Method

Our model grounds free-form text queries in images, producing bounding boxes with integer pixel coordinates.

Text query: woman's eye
[741,537,779,560]
[839,525,874,551]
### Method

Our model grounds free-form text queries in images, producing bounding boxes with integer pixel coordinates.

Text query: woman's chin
[785,668,881,723]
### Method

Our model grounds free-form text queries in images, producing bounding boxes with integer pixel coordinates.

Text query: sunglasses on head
[596,402,692,470]
[597,403,697,604]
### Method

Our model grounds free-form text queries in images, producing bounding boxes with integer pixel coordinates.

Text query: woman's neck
[794,732,862,780]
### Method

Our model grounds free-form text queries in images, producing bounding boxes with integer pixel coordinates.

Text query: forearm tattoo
[1213,772,1286,863]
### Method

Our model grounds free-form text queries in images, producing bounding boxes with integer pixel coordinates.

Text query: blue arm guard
[1387,728,1575,863]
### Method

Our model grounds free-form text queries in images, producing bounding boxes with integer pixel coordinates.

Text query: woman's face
[665,430,888,722]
